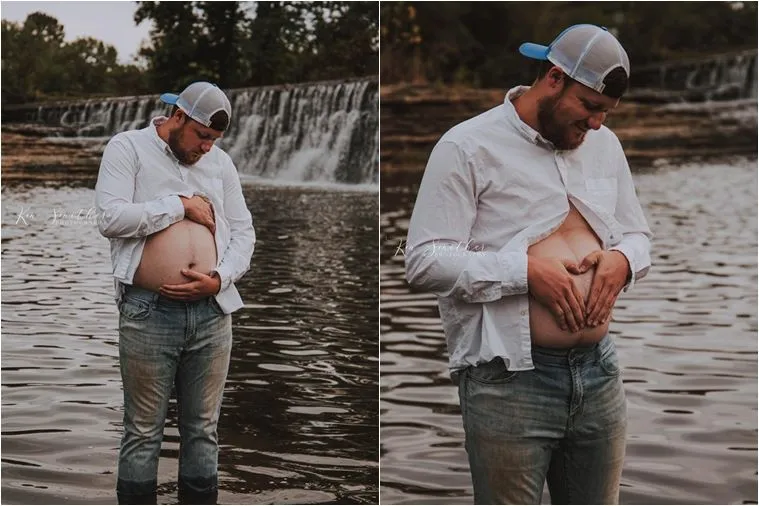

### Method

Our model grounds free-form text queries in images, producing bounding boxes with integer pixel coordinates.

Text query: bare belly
[527,203,610,348]
[132,219,217,292]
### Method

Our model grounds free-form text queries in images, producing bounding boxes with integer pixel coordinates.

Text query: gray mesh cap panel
[546,25,630,93]
[174,82,232,128]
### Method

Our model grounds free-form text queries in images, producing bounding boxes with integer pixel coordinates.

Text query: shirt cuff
[168,194,186,221]
[211,265,232,293]
[497,251,529,297]
[609,245,635,292]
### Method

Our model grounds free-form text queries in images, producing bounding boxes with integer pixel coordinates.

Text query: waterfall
[629,50,757,103]
[223,79,377,184]
[4,78,378,185]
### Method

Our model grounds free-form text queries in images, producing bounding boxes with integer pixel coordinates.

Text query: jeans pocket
[599,350,621,377]
[118,297,153,321]
[468,357,518,385]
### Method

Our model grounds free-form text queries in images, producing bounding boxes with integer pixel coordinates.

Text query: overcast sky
[1,1,152,64]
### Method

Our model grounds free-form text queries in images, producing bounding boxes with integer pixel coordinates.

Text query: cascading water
[629,50,757,103]
[4,78,378,184]
[224,79,377,184]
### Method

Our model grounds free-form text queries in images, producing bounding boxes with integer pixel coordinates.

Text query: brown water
[1,178,379,504]
[380,159,758,504]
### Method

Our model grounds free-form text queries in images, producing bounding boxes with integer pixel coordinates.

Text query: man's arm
[95,135,188,238]
[405,140,528,303]
[578,136,654,325]
[210,156,255,293]
[608,137,653,291]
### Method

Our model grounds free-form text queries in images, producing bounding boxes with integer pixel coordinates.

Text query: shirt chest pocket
[585,177,618,210]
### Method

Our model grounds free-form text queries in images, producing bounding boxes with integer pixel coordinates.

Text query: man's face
[537,73,619,150]
[168,113,223,165]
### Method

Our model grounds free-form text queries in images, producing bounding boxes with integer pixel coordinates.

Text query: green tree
[61,37,119,95]
[244,2,307,85]
[380,1,758,88]
[299,1,378,81]
[1,12,66,102]
[196,1,249,87]
[134,1,378,89]
[134,1,204,90]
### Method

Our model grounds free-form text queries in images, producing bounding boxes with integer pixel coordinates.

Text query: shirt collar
[503,85,554,148]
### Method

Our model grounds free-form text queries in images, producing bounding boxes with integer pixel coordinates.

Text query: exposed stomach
[527,204,609,348]
[132,219,217,293]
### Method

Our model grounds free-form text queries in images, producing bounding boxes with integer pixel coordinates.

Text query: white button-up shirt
[95,117,256,313]
[405,86,652,374]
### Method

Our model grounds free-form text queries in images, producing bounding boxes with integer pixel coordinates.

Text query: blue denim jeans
[458,335,627,505]
[116,286,232,504]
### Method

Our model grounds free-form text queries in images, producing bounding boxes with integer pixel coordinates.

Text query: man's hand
[527,256,586,333]
[180,195,216,234]
[578,250,630,326]
[159,269,221,301]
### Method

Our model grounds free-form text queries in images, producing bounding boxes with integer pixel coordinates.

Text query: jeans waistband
[530,334,614,365]
[123,285,213,308]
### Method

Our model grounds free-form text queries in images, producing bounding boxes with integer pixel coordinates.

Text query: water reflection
[380,159,758,504]
[2,178,379,504]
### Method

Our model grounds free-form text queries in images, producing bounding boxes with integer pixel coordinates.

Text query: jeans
[458,335,627,505]
[116,286,232,505]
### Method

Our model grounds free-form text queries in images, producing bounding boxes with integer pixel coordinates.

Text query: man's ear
[547,67,565,87]
[174,109,186,124]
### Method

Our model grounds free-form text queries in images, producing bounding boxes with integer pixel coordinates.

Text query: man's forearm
[405,240,528,303]
[213,232,255,292]
[609,232,651,290]
[97,194,187,239]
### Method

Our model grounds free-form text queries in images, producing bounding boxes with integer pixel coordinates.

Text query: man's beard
[536,93,584,151]
[168,126,201,165]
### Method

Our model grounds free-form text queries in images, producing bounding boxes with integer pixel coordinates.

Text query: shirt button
[520,310,527,316]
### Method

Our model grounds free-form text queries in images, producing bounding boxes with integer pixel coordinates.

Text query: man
[95,81,256,505]
[405,25,652,504]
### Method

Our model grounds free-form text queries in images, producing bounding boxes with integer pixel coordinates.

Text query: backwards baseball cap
[519,24,630,97]
[160,81,232,131]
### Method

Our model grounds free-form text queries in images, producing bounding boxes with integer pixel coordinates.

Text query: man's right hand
[527,256,586,333]
[180,195,216,234]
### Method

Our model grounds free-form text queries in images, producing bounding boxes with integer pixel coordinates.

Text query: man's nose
[587,111,607,130]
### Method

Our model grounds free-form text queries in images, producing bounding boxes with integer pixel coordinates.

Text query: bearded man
[95,81,255,505]
[405,25,652,504]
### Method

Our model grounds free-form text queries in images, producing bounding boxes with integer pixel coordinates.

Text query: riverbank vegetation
[380,1,757,87]
[1,1,378,105]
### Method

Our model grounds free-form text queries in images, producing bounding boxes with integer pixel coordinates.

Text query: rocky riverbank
[3,83,756,181]
[381,84,758,174]
[1,129,103,181]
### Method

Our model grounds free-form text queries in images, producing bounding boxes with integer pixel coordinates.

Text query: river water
[1,177,379,504]
[380,158,758,504]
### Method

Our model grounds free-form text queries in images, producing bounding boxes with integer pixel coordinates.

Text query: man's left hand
[578,250,630,327]
[159,269,221,301]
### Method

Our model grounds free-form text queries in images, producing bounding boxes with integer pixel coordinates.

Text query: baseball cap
[160,81,232,131]
[519,24,630,96]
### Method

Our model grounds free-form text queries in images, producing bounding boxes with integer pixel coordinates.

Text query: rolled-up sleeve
[609,138,653,290]
[95,135,186,238]
[211,155,255,292]
[405,140,528,303]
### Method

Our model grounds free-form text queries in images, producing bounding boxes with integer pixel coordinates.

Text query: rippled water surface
[380,159,758,504]
[2,178,378,504]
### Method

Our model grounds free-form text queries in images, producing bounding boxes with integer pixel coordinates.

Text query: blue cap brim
[519,42,550,60]
[159,93,179,105]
